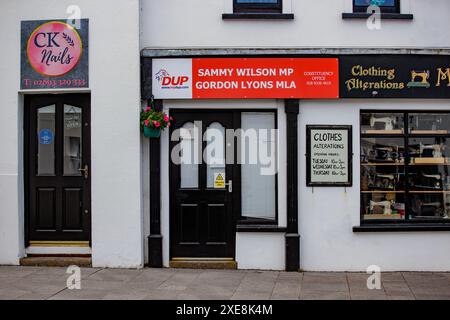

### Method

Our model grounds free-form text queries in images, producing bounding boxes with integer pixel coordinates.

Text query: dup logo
[156,69,190,87]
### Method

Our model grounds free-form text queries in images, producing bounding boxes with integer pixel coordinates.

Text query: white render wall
[0,0,142,267]
[299,99,450,271]
[141,0,450,50]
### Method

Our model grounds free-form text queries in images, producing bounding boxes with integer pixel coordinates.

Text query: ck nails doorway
[169,109,279,264]
[25,94,91,246]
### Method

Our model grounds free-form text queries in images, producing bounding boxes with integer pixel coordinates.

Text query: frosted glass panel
[241,112,276,219]
[180,122,199,188]
[37,105,56,175]
[64,105,82,175]
[206,122,226,188]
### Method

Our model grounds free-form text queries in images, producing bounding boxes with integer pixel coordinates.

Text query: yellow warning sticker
[214,173,225,189]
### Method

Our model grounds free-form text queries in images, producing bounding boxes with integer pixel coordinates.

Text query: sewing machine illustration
[407,70,431,88]
[369,200,393,215]
[370,116,396,131]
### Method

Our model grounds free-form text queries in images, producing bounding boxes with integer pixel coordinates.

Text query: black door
[25,94,91,243]
[170,111,236,258]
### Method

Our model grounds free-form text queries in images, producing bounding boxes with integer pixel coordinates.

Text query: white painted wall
[158,99,286,269]
[0,0,142,267]
[140,0,450,49]
[236,233,285,270]
[299,99,450,271]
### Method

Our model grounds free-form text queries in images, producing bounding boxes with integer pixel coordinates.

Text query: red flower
[164,115,169,122]
[153,121,161,128]
[167,122,171,127]
[144,120,149,126]
[146,106,151,112]
[169,116,173,121]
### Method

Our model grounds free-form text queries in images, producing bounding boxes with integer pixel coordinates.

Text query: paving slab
[2,267,450,300]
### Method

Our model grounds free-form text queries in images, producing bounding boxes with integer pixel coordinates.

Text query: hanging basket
[143,126,161,138]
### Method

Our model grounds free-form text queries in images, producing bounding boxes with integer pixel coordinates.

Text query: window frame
[236,109,279,226]
[360,110,450,226]
[233,0,282,13]
[353,0,400,13]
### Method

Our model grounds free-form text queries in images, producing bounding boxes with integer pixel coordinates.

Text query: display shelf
[364,130,404,134]
[363,214,404,220]
[361,162,405,166]
[409,190,450,194]
[361,190,405,193]
[411,157,448,164]
[410,130,449,135]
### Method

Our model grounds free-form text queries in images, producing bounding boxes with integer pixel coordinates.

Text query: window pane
[206,122,226,189]
[37,105,56,175]
[64,105,82,175]
[354,0,396,6]
[241,112,276,220]
[237,0,278,3]
[361,112,404,134]
[409,113,450,134]
[361,137,406,221]
[180,122,199,188]
[408,137,450,220]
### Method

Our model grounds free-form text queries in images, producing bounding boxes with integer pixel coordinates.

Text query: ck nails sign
[27,21,82,77]
[21,19,89,89]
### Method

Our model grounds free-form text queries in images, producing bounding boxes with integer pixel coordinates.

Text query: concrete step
[169,259,237,270]
[20,256,92,267]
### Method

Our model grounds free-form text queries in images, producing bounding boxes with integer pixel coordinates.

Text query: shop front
[142,52,450,271]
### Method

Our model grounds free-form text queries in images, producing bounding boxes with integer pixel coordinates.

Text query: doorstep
[169,258,237,270]
[20,256,92,267]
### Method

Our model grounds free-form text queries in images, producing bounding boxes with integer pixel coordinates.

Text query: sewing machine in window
[369,200,393,215]
[365,115,403,134]
[367,173,404,191]
[365,145,404,163]
[410,143,447,164]
[409,172,443,191]
[411,201,446,218]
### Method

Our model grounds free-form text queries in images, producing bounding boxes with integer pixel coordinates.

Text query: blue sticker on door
[39,129,54,145]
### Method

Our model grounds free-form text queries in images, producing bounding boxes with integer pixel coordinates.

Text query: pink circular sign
[27,21,82,77]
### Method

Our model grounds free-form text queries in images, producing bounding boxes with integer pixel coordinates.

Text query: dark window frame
[233,0,282,13]
[353,0,400,13]
[360,110,450,227]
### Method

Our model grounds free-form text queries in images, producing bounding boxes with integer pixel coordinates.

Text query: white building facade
[1,0,450,272]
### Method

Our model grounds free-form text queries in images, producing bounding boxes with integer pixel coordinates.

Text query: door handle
[78,164,89,179]
[225,180,232,193]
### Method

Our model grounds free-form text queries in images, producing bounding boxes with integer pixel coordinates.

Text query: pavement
[1,266,450,300]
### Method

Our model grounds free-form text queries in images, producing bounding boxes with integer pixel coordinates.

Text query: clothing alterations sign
[21,19,89,89]
[340,55,450,99]
[306,125,352,187]
[152,58,339,99]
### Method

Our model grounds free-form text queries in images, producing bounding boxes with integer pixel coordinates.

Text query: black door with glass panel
[169,111,236,258]
[25,94,91,243]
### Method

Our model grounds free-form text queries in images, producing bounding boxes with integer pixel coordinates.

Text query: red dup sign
[152,58,339,99]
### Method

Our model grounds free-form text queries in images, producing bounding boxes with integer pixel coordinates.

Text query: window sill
[237,224,287,232]
[353,224,450,232]
[222,13,294,20]
[342,13,413,20]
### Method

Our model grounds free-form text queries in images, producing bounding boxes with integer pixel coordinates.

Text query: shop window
[240,112,277,223]
[360,111,450,224]
[353,0,400,13]
[234,0,282,13]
